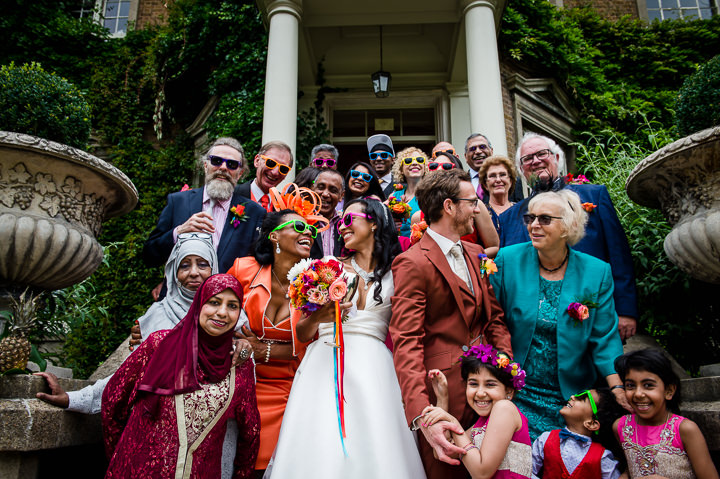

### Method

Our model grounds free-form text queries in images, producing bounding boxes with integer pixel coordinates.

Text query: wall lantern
[371,26,391,98]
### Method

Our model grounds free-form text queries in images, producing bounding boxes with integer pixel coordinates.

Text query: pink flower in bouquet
[328,279,347,301]
[307,288,329,305]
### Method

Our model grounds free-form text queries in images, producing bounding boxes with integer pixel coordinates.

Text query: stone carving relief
[0,162,106,236]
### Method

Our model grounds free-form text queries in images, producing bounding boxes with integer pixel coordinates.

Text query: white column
[463,0,508,156]
[262,0,301,180]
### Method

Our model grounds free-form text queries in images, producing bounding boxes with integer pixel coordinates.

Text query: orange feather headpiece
[268,184,330,232]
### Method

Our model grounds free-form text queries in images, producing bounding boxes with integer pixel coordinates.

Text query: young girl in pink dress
[423,344,532,479]
[613,349,718,479]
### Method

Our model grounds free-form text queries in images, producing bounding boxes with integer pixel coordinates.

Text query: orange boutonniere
[230,203,248,227]
[410,220,428,245]
[582,202,597,213]
[393,183,403,191]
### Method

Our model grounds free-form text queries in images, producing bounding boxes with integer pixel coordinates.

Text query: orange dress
[227,257,308,470]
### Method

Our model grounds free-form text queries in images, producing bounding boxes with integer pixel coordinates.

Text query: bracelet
[463,443,478,452]
[264,340,275,363]
[611,384,625,391]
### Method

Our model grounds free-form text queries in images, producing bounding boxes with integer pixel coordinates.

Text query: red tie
[260,194,271,212]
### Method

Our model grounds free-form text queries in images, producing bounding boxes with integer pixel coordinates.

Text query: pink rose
[328,279,347,301]
[577,304,590,320]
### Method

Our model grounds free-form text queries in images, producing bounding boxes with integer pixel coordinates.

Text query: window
[73,0,133,36]
[646,0,718,20]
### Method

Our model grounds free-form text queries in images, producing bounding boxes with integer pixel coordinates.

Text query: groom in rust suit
[390,169,513,479]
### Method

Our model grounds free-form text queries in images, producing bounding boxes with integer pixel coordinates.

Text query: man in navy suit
[143,137,266,279]
[309,169,345,259]
[499,132,638,339]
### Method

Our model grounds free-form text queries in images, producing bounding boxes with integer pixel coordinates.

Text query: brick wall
[563,0,639,20]
[135,0,169,29]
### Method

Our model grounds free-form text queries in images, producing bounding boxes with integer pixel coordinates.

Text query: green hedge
[675,54,720,136]
[0,62,91,148]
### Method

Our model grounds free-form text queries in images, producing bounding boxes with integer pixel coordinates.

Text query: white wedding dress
[266,270,426,478]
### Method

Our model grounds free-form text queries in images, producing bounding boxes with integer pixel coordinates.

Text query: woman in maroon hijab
[102,274,259,479]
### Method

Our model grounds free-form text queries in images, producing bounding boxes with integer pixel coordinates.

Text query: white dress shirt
[425,227,473,293]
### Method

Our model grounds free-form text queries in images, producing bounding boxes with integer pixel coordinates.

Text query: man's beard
[206,175,235,201]
[453,212,474,237]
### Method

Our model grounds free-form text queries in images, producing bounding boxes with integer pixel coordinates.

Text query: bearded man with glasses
[144,137,266,298]
[499,132,639,341]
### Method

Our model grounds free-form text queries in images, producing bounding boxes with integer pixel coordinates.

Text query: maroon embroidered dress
[102,275,260,479]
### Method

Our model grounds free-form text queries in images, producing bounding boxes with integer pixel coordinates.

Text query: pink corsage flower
[568,302,590,321]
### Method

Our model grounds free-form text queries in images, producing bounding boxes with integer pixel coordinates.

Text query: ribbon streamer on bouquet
[333,300,347,456]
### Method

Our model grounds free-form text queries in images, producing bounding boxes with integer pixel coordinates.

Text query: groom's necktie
[450,244,472,292]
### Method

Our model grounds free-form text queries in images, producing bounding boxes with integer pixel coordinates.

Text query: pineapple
[0,288,40,373]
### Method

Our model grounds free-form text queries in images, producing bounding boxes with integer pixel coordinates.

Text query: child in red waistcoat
[531,388,626,479]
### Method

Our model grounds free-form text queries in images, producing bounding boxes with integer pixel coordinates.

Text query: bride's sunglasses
[337,212,373,233]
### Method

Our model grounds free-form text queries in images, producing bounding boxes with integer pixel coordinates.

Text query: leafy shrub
[575,125,720,374]
[675,54,720,136]
[0,62,91,148]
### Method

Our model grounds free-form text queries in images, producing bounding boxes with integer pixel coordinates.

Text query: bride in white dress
[266,198,426,478]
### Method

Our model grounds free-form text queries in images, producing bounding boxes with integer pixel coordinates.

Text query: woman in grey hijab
[35,234,218,413]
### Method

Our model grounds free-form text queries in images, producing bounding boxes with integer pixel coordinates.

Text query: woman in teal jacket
[490,189,628,439]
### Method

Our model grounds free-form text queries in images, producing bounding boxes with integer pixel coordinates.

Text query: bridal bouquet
[388,196,412,221]
[287,257,347,313]
[287,257,349,454]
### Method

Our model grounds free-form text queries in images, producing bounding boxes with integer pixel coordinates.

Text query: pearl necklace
[351,257,374,291]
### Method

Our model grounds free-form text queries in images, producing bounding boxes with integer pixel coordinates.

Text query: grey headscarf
[138,236,219,339]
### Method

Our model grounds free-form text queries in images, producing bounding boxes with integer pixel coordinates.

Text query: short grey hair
[464,133,492,153]
[528,189,587,246]
[310,143,338,160]
[515,132,566,177]
[205,137,248,178]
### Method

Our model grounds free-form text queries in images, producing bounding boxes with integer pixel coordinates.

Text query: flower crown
[269,184,329,232]
[460,344,526,391]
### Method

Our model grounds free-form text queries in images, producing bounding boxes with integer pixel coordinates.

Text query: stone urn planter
[0,131,138,291]
[626,126,720,284]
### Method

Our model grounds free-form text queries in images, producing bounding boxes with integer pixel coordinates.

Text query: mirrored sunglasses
[259,155,291,176]
[402,156,426,166]
[208,155,241,171]
[271,220,317,238]
[369,152,393,160]
[312,158,336,168]
[522,213,563,226]
[428,162,455,171]
[350,170,373,182]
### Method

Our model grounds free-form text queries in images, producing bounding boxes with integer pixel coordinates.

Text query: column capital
[460,0,503,17]
[263,0,303,21]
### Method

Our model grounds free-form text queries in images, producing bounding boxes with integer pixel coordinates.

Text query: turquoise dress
[391,189,420,237]
[513,277,566,441]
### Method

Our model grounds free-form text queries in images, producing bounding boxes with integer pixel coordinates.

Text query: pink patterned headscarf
[137,274,243,415]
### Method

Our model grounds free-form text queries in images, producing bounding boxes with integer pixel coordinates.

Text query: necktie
[450,244,472,291]
[211,200,223,250]
[558,429,589,443]
[476,180,484,201]
[260,194,270,212]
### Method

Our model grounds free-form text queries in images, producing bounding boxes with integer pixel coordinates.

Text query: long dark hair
[342,198,400,303]
[344,161,386,203]
[251,209,297,266]
[614,349,681,414]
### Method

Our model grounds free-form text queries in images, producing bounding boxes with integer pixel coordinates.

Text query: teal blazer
[490,242,623,398]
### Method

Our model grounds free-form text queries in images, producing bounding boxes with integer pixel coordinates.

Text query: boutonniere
[582,202,597,213]
[565,173,590,185]
[230,203,248,227]
[410,220,428,245]
[567,295,599,325]
[393,183,403,191]
[477,253,497,278]
[180,183,191,192]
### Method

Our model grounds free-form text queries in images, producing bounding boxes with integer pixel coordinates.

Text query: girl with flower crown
[423,344,532,479]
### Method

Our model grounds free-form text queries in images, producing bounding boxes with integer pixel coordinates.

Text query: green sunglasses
[573,390,599,434]
[271,220,318,238]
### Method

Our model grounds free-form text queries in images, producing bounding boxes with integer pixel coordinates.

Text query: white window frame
[637,0,719,21]
[76,0,139,38]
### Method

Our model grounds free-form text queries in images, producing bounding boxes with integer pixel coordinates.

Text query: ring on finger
[239,348,251,360]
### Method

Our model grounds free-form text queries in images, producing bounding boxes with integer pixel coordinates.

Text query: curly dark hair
[341,198,401,303]
[250,209,298,266]
[344,161,387,203]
